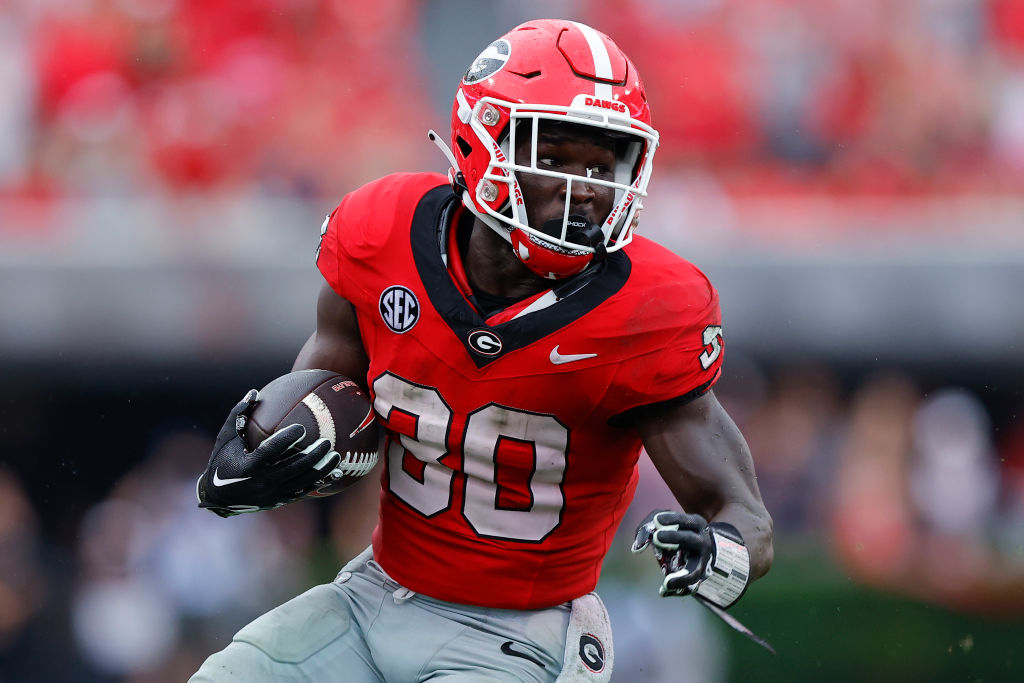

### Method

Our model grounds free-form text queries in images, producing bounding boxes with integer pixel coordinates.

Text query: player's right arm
[196,284,367,517]
[293,282,370,392]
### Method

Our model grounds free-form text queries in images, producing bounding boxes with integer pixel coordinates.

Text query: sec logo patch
[379,286,419,333]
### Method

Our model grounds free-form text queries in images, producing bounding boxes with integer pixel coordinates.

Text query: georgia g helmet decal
[463,38,511,85]
[430,19,660,279]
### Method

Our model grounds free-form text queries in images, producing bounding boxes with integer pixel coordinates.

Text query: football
[244,369,380,496]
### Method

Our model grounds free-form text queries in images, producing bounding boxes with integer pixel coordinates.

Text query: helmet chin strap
[428,130,469,194]
[428,129,458,169]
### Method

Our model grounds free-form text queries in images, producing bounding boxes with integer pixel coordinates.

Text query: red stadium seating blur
[1,0,1022,226]
[7,0,431,199]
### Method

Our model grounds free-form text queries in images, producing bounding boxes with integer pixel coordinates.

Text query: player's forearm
[638,392,773,582]
[654,455,774,583]
[683,393,773,581]
[713,501,774,582]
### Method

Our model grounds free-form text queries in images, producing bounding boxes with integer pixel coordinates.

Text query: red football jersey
[317,173,724,609]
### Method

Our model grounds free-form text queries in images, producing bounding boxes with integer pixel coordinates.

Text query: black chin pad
[541,214,604,248]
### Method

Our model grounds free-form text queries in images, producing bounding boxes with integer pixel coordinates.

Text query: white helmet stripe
[456,88,473,124]
[571,21,614,100]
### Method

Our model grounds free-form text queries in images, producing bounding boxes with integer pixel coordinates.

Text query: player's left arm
[632,389,773,605]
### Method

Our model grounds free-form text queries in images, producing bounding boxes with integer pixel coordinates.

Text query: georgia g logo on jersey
[463,39,511,84]
[379,285,420,333]
[467,329,503,356]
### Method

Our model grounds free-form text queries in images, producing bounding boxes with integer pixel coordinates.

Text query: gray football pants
[190,546,613,682]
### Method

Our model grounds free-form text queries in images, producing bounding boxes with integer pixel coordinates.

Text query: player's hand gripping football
[196,390,340,517]
[631,509,715,597]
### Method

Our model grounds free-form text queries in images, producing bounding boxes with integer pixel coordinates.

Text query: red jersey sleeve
[603,254,724,417]
[316,173,448,304]
[316,198,354,300]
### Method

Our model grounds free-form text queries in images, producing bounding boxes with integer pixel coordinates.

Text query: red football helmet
[430,19,660,279]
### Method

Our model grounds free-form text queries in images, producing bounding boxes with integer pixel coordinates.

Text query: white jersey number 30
[373,372,567,543]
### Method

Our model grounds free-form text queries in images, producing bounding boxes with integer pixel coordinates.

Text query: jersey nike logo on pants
[500,641,545,668]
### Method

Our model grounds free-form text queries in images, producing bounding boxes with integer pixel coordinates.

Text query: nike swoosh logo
[500,641,545,668]
[212,468,251,487]
[549,345,598,365]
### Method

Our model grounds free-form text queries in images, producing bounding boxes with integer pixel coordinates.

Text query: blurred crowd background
[2,0,1023,681]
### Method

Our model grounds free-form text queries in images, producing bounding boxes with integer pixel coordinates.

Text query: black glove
[196,390,340,518]
[631,509,714,596]
[632,509,751,608]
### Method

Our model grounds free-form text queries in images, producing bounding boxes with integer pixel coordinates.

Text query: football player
[193,18,772,682]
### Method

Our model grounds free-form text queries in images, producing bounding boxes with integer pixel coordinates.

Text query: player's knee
[192,584,353,681]
[235,584,352,663]
[190,641,276,682]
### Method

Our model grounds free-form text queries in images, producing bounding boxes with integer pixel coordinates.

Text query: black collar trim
[409,186,631,369]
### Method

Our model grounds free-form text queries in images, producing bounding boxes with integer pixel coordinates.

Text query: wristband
[694,523,750,609]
